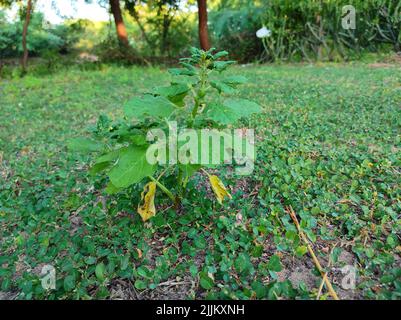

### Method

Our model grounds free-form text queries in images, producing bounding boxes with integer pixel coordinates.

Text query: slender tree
[86,0,130,46]
[109,0,129,46]
[21,0,33,72]
[0,0,34,72]
[197,0,210,50]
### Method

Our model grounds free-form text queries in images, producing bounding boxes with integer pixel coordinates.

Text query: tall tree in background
[84,0,130,46]
[0,0,34,72]
[21,0,33,72]
[109,0,129,46]
[197,0,210,50]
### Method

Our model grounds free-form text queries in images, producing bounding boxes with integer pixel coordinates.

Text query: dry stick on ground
[316,242,338,300]
[286,206,340,300]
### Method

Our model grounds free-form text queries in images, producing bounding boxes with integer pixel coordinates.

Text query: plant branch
[148,176,175,202]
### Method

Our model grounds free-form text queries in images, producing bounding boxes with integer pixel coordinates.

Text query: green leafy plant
[69,47,262,221]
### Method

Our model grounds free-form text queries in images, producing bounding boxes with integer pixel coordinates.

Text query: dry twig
[286,206,339,300]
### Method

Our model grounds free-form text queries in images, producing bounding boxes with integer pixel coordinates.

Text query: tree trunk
[109,0,129,46]
[197,0,210,50]
[21,0,33,73]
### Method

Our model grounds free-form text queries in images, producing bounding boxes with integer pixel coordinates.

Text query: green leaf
[85,257,97,265]
[251,245,263,258]
[189,265,198,277]
[206,98,262,125]
[225,98,262,116]
[129,134,148,146]
[89,161,111,176]
[199,272,214,290]
[267,255,283,272]
[137,266,149,278]
[234,253,253,275]
[210,80,236,94]
[212,60,235,72]
[63,275,76,291]
[211,76,247,94]
[134,279,147,290]
[295,245,308,257]
[153,84,190,107]
[222,75,248,85]
[206,103,239,124]
[168,68,196,76]
[90,148,121,176]
[105,181,122,195]
[252,281,267,299]
[108,145,156,188]
[67,138,103,153]
[179,163,201,183]
[213,50,229,59]
[95,263,106,282]
[95,149,121,164]
[124,95,176,119]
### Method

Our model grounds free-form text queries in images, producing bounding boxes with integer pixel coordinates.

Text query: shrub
[0,11,83,59]
[210,5,264,63]
[259,0,401,62]
[69,48,263,221]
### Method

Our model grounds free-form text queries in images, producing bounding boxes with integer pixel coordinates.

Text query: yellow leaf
[209,175,232,204]
[137,182,157,221]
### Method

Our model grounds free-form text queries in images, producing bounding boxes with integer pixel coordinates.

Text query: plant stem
[200,168,210,177]
[191,53,209,120]
[148,176,176,202]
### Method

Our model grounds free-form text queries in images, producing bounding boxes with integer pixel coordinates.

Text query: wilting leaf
[137,182,157,222]
[208,175,232,204]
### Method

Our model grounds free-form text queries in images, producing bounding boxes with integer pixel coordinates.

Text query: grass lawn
[0,63,400,300]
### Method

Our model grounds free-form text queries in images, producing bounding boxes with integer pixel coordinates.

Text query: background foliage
[1,0,400,70]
